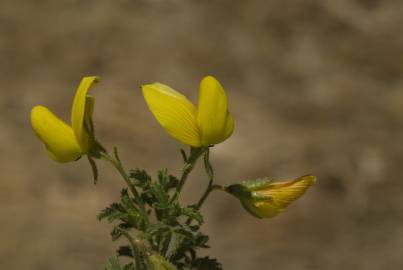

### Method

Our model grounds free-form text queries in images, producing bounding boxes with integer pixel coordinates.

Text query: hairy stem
[115,227,145,270]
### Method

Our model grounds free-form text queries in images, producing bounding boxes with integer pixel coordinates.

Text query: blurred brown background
[1,0,403,269]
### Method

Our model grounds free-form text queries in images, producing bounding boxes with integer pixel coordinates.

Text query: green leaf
[97,188,145,231]
[193,257,223,270]
[97,203,127,222]
[111,227,123,241]
[151,180,169,207]
[156,169,179,192]
[181,207,203,224]
[146,223,170,235]
[194,233,209,248]
[102,256,122,270]
[164,231,185,259]
[129,168,152,187]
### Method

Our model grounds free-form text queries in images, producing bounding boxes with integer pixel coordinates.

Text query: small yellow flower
[31,76,99,163]
[142,76,234,147]
[226,175,316,218]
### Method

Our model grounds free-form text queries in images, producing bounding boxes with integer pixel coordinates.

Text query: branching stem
[186,148,225,224]
[115,227,145,270]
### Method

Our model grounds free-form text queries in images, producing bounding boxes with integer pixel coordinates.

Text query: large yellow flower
[226,175,316,218]
[31,76,99,163]
[142,76,234,147]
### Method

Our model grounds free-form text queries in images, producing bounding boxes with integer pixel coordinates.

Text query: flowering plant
[31,76,316,270]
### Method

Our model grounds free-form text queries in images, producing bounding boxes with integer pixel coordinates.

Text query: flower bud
[226,175,316,218]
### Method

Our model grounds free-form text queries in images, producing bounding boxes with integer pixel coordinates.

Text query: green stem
[196,184,223,210]
[100,148,149,225]
[185,148,224,224]
[115,227,145,270]
[170,147,206,203]
[186,184,223,225]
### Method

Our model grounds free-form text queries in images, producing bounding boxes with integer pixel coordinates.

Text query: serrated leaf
[194,233,209,248]
[97,203,126,222]
[111,227,122,241]
[103,256,122,270]
[120,189,139,212]
[148,254,178,270]
[151,182,169,207]
[164,231,185,259]
[129,168,151,187]
[147,223,169,235]
[193,256,223,270]
[181,207,203,224]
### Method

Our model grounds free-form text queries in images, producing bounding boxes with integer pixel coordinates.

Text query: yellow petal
[71,76,99,152]
[31,106,82,163]
[224,111,235,139]
[253,175,316,218]
[197,76,233,146]
[142,83,201,147]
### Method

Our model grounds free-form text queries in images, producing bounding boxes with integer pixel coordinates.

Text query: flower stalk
[170,147,207,203]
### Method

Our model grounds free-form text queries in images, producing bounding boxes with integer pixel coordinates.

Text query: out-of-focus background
[1,0,403,269]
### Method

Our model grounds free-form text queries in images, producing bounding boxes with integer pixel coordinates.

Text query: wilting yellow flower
[142,76,234,147]
[226,175,316,218]
[31,76,99,163]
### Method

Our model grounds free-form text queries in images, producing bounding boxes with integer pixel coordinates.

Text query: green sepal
[250,191,272,201]
[225,184,252,199]
[240,200,263,219]
[241,177,273,191]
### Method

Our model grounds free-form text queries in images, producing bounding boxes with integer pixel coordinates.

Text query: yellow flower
[226,175,316,218]
[142,76,234,147]
[31,76,99,163]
